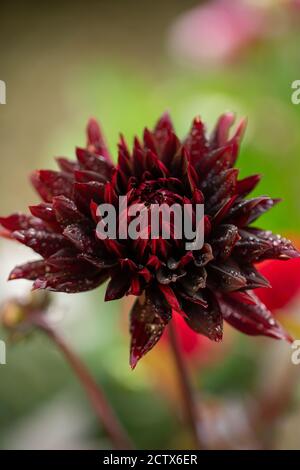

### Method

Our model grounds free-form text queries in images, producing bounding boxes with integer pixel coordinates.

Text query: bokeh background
[1,0,300,450]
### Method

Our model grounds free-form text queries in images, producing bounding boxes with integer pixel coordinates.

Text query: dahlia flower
[1,114,298,368]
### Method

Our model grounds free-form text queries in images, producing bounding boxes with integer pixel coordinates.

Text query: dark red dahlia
[1,114,299,368]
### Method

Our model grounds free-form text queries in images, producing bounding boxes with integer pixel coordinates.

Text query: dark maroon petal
[211,224,240,260]
[63,223,97,254]
[183,292,223,342]
[154,113,174,141]
[219,292,292,341]
[236,174,261,198]
[118,141,132,178]
[248,229,300,261]
[208,261,247,292]
[178,289,208,308]
[31,170,73,202]
[34,271,108,293]
[156,266,186,285]
[212,196,238,225]
[157,284,182,313]
[29,204,59,229]
[74,169,107,184]
[0,213,46,232]
[52,196,85,226]
[240,264,271,289]
[198,144,235,178]
[226,197,279,227]
[145,149,169,177]
[161,132,181,166]
[103,239,126,258]
[210,113,235,148]
[228,290,257,306]
[9,260,47,281]
[153,113,177,161]
[12,229,68,257]
[76,147,112,179]
[179,267,207,295]
[185,116,208,166]
[143,128,157,153]
[105,271,131,301]
[74,181,105,212]
[130,289,171,368]
[46,249,95,275]
[86,118,112,164]
[56,157,78,174]
[205,169,238,212]
[193,243,214,267]
[78,253,117,269]
[233,229,271,262]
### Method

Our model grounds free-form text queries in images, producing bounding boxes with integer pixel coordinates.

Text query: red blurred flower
[256,242,300,312]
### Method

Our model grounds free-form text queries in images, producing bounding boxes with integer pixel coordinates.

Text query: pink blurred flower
[168,0,267,67]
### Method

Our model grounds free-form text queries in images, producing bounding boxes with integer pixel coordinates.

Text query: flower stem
[33,316,133,450]
[168,320,203,450]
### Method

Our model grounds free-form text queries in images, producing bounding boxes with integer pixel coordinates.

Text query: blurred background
[1,0,300,450]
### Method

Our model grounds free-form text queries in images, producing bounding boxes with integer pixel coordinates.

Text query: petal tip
[130,351,139,370]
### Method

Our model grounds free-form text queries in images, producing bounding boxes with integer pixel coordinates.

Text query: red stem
[168,320,203,449]
[34,317,133,450]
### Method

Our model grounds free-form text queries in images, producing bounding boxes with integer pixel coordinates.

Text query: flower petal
[183,292,223,342]
[130,289,171,368]
[219,292,292,341]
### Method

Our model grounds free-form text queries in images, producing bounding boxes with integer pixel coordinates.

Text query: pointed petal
[76,147,112,178]
[0,213,46,232]
[211,113,235,147]
[86,118,112,163]
[211,224,240,260]
[240,264,271,289]
[185,116,208,166]
[236,174,261,198]
[12,229,68,257]
[157,284,182,313]
[219,292,292,341]
[249,229,300,261]
[34,271,108,293]
[130,289,171,368]
[63,223,97,254]
[226,197,279,227]
[52,196,85,226]
[31,170,74,202]
[233,229,272,262]
[56,157,78,174]
[208,261,247,292]
[183,292,223,342]
[9,260,47,281]
[105,271,131,301]
[29,204,59,229]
